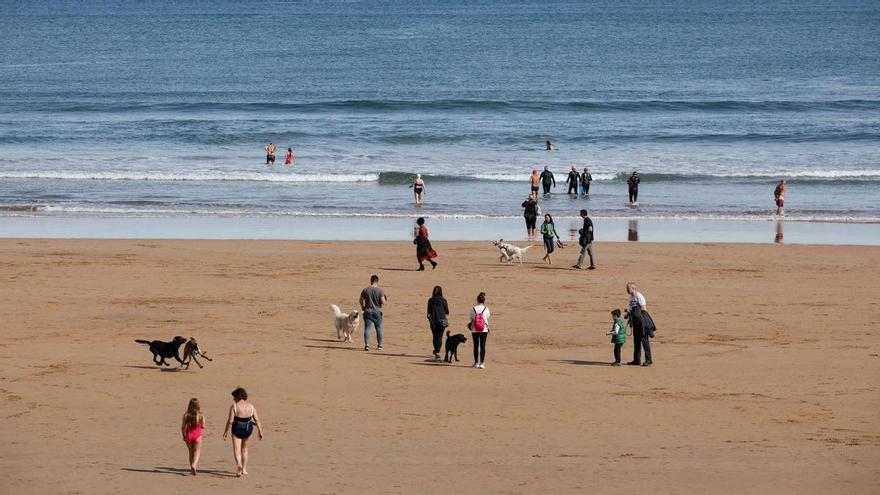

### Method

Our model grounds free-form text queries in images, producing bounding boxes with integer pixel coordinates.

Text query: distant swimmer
[627,171,640,205]
[285,147,294,166]
[774,179,786,216]
[566,165,580,196]
[546,140,557,151]
[410,174,426,205]
[581,167,592,196]
[539,166,556,196]
[529,169,540,196]
[264,142,277,165]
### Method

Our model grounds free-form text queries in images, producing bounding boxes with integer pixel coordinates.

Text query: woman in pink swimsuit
[181,398,205,475]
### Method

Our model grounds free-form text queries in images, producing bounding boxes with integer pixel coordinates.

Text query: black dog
[443,331,468,363]
[135,336,187,366]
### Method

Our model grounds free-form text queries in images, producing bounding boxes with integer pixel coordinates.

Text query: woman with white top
[468,292,491,369]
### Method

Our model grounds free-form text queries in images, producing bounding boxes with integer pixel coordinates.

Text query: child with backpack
[607,309,627,366]
[468,292,491,369]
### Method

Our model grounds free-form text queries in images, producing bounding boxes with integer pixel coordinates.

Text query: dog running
[181,337,213,369]
[444,331,468,363]
[493,239,533,265]
[135,336,187,366]
[330,304,360,343]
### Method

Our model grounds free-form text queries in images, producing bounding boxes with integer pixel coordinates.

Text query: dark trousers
[429,321,445,354]
[542,183,551,194]
[567,183,578,194]
[583,182,591,195]
[472,332,487,363]
[629,189,639,203]
[632,332,652,363]
[613,343,622,364]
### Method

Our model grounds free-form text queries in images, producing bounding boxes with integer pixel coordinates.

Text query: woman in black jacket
[426,285,449,359]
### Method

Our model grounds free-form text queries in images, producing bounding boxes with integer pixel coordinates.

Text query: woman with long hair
[181,398,205,475]
[468,292,491,369]
[223,387,264,477]
[427,285,450,359]
[540,213,558,264]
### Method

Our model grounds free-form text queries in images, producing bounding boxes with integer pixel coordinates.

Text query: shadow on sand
[302,344,361,351]
[122,365,182,372]
[553,359,613,367]
[121,466,234,477]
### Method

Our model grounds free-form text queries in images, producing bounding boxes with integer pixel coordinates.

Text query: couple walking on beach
[180,387,264,477]
[427,287,492,368]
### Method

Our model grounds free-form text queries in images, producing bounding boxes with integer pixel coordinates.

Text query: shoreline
[1,215,878,245]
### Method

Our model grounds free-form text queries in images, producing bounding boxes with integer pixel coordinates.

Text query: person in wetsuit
[521,194,539,240]
[566,165,580,196]
[539,166,555,196]
[627,171,640,204]
[581,167,592,196]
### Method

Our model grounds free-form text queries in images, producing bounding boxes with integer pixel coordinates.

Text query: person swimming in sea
[410,174,426,205]
[546,140,557,151]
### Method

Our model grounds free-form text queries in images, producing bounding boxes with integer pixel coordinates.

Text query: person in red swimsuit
[181,398,205,475]
[285,147,294,166]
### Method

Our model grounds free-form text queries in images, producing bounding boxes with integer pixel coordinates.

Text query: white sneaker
[472,363,479,368]
[478,363,485,369]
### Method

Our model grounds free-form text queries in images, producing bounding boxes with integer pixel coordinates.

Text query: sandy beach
[1,239,878,494]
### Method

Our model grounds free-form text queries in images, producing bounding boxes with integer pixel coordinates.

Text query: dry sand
[1,239,878,494]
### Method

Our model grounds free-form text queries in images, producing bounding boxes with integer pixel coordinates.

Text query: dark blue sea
[1,0,879,224]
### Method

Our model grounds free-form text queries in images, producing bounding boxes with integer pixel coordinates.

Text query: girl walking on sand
[469,292,491,369]
[540,213,558,264]
[223,387,264,477]
[181,398,205,475]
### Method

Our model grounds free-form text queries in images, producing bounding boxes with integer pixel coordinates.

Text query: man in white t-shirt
[626,282,652,366]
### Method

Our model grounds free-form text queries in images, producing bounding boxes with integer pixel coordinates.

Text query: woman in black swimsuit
[410,174,425,205]
[223,387,264,477]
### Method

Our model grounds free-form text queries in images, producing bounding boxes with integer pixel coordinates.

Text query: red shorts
[776,199,784,207]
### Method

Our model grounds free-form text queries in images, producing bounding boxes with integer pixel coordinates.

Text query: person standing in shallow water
[426,285,449,359]
[627,171,640,205]
[566,165,580,196]
[410,174,426,205]
[774,179,786,216]
[414,217,438,270]
[264,142,277,165]
[540,166,555,196]
[581,167,592,196]
[223,387,264,477]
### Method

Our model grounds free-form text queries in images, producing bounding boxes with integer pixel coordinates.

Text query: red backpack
[472,307,486,332]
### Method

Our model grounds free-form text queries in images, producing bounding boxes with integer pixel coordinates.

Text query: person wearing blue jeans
[359,274,387,351]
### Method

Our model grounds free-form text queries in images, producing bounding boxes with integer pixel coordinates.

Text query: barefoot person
[360,274,387,351]
[529,169,540,197]
[540,213,558,264]
[181,398,205,475]
[627,171,640,205]
[774,179,786,216]
[468,292,491,369]
[521,194,539,240]
[223,387,264,477]
[414,217,438,270]
[264,142,277,165]
[427,285,449,359]
[410,174,426,205]
[284,147,294,166]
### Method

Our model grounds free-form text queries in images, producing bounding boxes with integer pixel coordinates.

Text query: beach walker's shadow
[122,365,183,372]
[375,267,419,272]
[553,359,613,367]
[121,466,234,477]
[305,337,345,343]
[303,344,362,352]
[411,360,471,369]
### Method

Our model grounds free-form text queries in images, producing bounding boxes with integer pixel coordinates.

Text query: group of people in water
[264,142,294,166]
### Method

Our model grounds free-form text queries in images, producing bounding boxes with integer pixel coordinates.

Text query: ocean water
[1,0,879,224]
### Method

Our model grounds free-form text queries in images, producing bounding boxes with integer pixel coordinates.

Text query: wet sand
[1,239,878,494]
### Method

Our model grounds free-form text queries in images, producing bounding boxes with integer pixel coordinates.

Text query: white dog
[330,304,360,342]
[492,239,533,265]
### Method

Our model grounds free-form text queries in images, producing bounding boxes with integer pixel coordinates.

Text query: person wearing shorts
[265,142,277,164]
[521,195,539,240]
[529,169,540,196]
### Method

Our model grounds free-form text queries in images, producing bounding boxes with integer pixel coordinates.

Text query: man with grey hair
[626,282,652,366]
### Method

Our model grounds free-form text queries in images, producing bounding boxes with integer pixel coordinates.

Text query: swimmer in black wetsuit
[627,171,640,205]
[521,195,539,240]
[539,166,555,196]
[546,140,557,151]
[566,165,580,196]
[581,167,592,196]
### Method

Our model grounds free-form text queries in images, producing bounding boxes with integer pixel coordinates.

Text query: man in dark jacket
[627,171,640,205]
[572,209,595,270]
